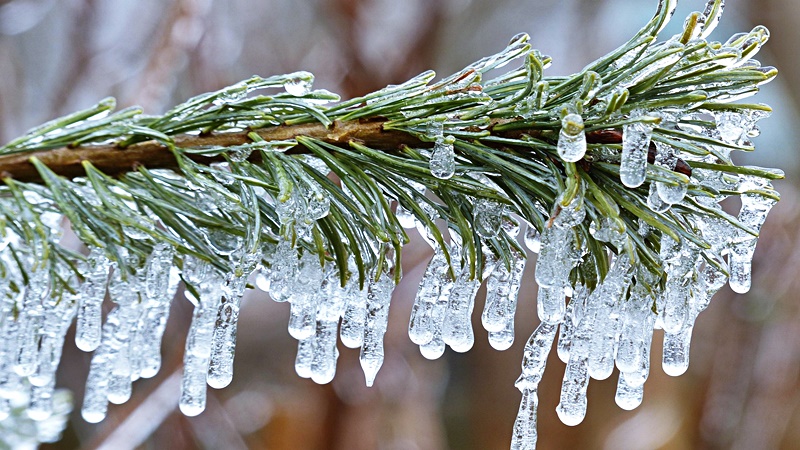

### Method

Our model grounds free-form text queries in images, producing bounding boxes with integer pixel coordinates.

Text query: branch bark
[0,118,690,184]
[0,118,427,183]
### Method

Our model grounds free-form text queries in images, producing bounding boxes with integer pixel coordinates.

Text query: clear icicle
[442,273,480,353]
[662,325,693,376]
[586,254,631,381]
[429,135,456,179]
[620,115,655,188]
[14,277,48,377]
[510,323,557,450]
[482,250,527,349]
[653,142,687,204]
[409,248,450,345]
[311,271,347,384]
[556,113,587,162]
[76,249,111,352]
[340,272,368,349]
[557,287,587,363]
[647,182,670,213]
[729,178,778,293]
[419,283,450,360]
[178,262,224,417]
[556,329,590,426]
[138,245,179,379]
[518,322,558,389]
[360,274,394,387]
[207,251,258,390]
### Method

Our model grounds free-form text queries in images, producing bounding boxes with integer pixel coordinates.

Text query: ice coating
[557,114,587,162]
[430,135,456,179]
[620,116,656,188]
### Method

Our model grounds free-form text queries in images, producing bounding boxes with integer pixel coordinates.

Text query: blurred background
[1,0,799,448]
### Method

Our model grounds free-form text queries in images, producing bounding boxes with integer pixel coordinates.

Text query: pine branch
[0,0,786,447]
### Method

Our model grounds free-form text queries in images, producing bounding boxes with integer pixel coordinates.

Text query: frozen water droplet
[430,136,455,179]
[474,199,504,238]
[621,116,655,188]
[284,74,312,96]
[557,114,587,162]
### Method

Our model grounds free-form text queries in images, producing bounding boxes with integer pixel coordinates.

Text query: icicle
[267,239,300,302]
[75,250,110,353]
[207,251,259,389]
[647,182,670,213]
[310,270,347,384]
[662,325,693,376]
[360,274,395,387]
[287,252,324,339]
[586,254,631,381]
[620,114,656,188]
[653,142,687,204]
[340,272,368,349]
[510,322,557,449]
[178,260,224,417]
[556,328,590,426]
[729,178,778,293]
[419,283,450,360]
[556,113,587,162]
[138,244,179,379]
[442,270,481,353]
[482,250,526,350]
[14,276,48,377]
[557,287,587,363]
[409,248,450,345]
[535,193,584,289]
[429,135,456,179]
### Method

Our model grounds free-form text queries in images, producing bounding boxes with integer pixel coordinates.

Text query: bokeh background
[1,0,800,448]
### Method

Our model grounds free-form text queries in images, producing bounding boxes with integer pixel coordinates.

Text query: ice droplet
[360,274,394,387]
[430,135,456,179]
[284,74,312,96]
[557,114,587,162]
[474,199,504,238]
[620,116,655,188]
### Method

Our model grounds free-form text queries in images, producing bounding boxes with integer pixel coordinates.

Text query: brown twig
[0,118,692,183]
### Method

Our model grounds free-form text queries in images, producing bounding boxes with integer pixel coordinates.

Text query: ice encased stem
[620,117,655,188]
